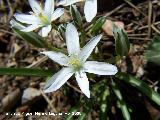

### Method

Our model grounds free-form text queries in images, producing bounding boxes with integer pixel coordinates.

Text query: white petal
[28,0,42,14]
[84,61,118,75]
[40,25,52,37]
[10,19,25,29]
[41,51,69,66]
[65,23,80,55]
[44,67,74,93]
[80,34,102,62]
[44,0,54,19]
[75,71,90,98]
[51,8,64,21]
[14,13,39,24]
[21,24,41,32]
[84,0,97,22]
[57,0,79,6]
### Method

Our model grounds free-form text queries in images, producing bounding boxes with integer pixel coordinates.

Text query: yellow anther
[69,56,82,71]
[70,59,80,66]
[38,13,49,25]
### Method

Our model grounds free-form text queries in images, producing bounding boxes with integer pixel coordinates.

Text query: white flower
[41,23,118,98]
[58,0,97,22]
[14,0,64,37]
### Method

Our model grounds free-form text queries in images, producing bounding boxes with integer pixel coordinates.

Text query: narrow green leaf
[90,17,106,34]
[0,68,53,77]
[78,112,86,120]
[116,72,160,106]
[66,103,81,120]
[70,5,83,28]
[57,23,67,40]
[112,82,123,100]
[113,25,130,57]
[112,81,131,120]
[145,36,160,65]
[100,88,110,120]
[13,27,47,48]
[117,100,131,120]
[70,5,87,46]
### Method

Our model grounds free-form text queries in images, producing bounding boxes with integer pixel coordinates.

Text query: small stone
[102,19,124,36]
[22,88,41,105]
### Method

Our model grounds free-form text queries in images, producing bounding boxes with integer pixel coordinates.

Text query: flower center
[69,55,82,71]
[38,13,50,25]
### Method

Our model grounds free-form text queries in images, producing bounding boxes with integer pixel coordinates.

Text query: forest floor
[0,0,160,120]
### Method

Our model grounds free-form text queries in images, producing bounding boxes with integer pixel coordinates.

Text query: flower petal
[51,8,64,21]
[41,51,69,66]
[65,23,80,55]
[44,0,54,19]
[10,19,25,29]
[79,34,102,62]
[84,61,118,75]
[40,25,52,37]
[57,0,79,6]
[14,13,39,24]
[28,0,42,14]
[84,0,97,22]
[75,71,90,98]
[21,24,41,32]
[44,67,74,93]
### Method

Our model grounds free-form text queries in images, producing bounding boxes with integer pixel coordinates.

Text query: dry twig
[123,0,147,16]
[148,0,152,38]
[40,89,57,113]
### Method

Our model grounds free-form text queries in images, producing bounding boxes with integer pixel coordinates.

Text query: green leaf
[70,5,87,46]
[90,17,106,34]
[57,23,67,40]
[113,25,130,57]
[145,36,160,65]
[66,103,81,120]
[117,100,131,120]
[70,5,83,28]
[116,72,160,106]
[13,27,47,48]
[78,112,86,120]
[0,68,53,77]
[112,81,131,120]
[112,82,123,100]
[99,88,110,120]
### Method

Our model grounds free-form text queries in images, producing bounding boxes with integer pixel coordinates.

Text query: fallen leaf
[102,19,124,36]
[1,89,21,111]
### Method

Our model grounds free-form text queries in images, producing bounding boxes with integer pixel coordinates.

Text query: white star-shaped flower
[41,23,118,98]
[58,0,97,22]
[14,0,64,37]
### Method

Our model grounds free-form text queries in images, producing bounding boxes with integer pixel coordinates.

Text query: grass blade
[13,27,47,48]
[116,72,160,106]
[112,81,131,120]
[0,68,53,77]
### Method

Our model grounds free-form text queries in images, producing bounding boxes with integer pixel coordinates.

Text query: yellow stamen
[69,56,82,71]
[38,13,50,25]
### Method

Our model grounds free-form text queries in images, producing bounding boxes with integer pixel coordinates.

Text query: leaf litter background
[0,0,160,119]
